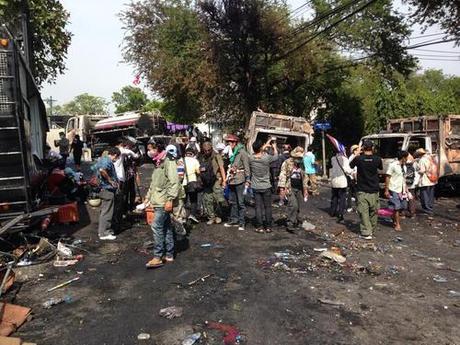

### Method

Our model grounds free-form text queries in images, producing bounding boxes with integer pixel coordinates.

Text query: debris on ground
[302,220,316,231]
[137,333,151,340]
[42,295,72,309]
[448,290,460,297]
[47,277,80,292]
[182,332,201,345]
[159,306,183,319]
[319,248,346,264]
[0,303,31,336]
[433,275,448,283]
[200,243,225,249]
[206,321,240,345]
[187,274,214,287]
[318,298,345,306]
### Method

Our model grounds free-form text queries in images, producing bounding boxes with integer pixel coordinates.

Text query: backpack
[200,156,217,187]
[426,156,439,183]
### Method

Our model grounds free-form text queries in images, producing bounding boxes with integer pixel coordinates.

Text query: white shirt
[417,154,436,187]
[114,146,139,182]
[330,154,352,189]
[386,160,406,193]
[182,156,200,186]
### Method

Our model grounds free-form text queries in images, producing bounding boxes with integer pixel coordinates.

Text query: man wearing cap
[350,140,383,240]
[224,134,250,231]
[186,137,200,154]
[416,148,437,214]
[144,144,181,268]
[278,146,309,230]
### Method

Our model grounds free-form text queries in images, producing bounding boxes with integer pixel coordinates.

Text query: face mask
[147,150,158,159]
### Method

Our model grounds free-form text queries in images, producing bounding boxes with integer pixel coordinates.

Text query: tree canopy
[121,0,418,125]
[112,86,149,114]
[0,0,72,86]
[52,93,108,115]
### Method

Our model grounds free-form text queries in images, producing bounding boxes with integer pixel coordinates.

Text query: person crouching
[144,143,181,268]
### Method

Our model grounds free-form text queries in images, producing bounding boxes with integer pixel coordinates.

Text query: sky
[42,0,460,109]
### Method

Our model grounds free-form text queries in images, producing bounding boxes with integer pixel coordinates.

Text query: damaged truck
[0,28,50,232]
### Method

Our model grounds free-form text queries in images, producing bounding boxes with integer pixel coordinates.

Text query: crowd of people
[92,134,439,268]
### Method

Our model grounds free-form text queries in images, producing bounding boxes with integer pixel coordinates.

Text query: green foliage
[112,86,149,114]
[0,0,72,86]
[55,93,108,115]
[121,0,418,125]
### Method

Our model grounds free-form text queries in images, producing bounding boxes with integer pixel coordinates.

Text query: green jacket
[145,157,180,208]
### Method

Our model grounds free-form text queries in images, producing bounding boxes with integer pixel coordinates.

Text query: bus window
[407,137,426,155]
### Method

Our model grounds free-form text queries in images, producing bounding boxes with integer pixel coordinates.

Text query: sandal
[255,228,265,233]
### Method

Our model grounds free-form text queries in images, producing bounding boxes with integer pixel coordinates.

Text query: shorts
[388,191,407,211]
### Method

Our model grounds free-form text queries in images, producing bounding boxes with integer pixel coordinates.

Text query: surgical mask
[147,149,158,159]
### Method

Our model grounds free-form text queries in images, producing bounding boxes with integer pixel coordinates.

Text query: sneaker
[215,217,222,224]
[188,215,199,223]
[360,235,373,240]
[145,257,164,268]
[99,234,117,241]
[347,208,353,213]
[206,218,216,225]
[224,222,238,228]
[164,256,174,263]
[238,225,245,231]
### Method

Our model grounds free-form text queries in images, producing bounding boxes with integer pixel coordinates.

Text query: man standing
[350,141,383,240]
[95,147,120,240]
[416,148,437,215]
[224,134,250,231]
[384,151,409,231]
[55,132,70,169]
[201,141,227,225]
[278,147,309,231]
[145,144,181,268]
[303,147,319,195]
[70,134,84,171]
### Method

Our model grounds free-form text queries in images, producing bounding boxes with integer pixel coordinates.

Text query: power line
[273,1,312,25]
[408,33,447,40]
[412,48,460,54]
[278,0,378,61]
[412,53,460,58]
[416,57,460,61]
[406,38,457,50]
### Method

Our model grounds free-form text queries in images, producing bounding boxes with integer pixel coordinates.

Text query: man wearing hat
[278,146,309,230]
[186,136,200,154]
[415,148,437,214]
[224,134,250,231]
[350,140,383,240]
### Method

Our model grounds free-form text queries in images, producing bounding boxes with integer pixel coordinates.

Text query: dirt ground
[8,164,460,345]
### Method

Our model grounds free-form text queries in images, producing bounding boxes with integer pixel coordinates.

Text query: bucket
[377,208,394,217]
[146,207,155,225]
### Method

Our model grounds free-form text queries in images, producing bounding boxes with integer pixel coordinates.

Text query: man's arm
[99,168,116,188]
[384,175,391,199]
[242,151,251,183]
[216,155,226,186]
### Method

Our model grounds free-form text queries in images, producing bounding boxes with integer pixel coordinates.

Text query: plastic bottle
[42,295,72,309]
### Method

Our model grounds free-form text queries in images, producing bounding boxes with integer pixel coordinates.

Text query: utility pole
[45,96,57,116]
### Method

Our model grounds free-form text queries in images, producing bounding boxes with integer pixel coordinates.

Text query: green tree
[59,93,108,115]
[112,86,149,113]
[0,0,72,85]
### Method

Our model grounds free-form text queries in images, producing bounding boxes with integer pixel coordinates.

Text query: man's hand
[164,200,173,213]
[279,187,286,199]
[221,179,226,188]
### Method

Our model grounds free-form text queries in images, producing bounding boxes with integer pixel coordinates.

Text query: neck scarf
[152,150,167,167]
[229,143,243,164]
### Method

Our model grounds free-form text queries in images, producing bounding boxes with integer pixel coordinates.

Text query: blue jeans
[152,207,174,258]
[229,183,245,226]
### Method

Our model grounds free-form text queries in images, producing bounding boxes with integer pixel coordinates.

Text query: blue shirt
[303,152,316,174]
[95,156,118,191]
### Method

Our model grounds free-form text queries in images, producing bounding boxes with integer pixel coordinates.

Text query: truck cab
[246,111,314,153]
[360,133,432,185]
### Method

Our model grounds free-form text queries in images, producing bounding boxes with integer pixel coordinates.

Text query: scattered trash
[0,303,31,336]
[42,295,72,309]
[318,298,345,306]
[16,260,32,267]
[273,262,290,271]
[137,333,151,340]
[319,249,346,264]
[302,221,316,231]
[200,243,225,249]
[454,240,460,247]
[394,236,403,242]
[47,277,80,292]
[57,241,73,258]
[187,274,214,287]
[387,265,400,275]
[274,251,293,260]
[182,333,201,345]
[206,321,240,345]
[448,290,460,297]
[159,306,183,319]
[433,275,448,283]
[313,248,327,252]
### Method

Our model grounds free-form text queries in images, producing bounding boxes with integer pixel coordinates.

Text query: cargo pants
[203,181,225,219]
[357,192,379,236]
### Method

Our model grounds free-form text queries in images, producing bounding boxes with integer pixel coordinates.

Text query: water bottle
[42,295,72,309]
